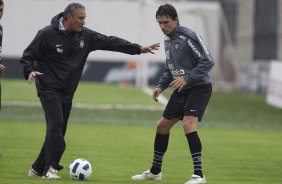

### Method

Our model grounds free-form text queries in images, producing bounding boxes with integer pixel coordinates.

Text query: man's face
[68,8,86,32]
[156,15,178,35]
[0,5,4,20]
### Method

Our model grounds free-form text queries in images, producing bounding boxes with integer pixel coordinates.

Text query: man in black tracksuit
[20,3,159,179]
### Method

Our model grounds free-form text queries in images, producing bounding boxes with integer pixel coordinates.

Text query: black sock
[186,131,203,178]
[150,132,169,175]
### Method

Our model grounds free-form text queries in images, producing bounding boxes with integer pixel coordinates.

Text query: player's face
[156,15,178,35]
[0,5,4,20]
[68,8,86,32]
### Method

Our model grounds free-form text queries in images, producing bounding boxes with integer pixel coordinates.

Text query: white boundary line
[2,101,164,111]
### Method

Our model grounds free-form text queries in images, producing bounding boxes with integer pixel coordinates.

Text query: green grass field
[0,79,282,184]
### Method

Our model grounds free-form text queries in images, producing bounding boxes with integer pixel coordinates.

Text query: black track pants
[32,91,72,174]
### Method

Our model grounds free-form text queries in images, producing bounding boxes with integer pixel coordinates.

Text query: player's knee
[182,116,198,133]
[156,121,170,134]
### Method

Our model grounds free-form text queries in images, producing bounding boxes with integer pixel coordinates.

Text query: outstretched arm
[91,31,160,55]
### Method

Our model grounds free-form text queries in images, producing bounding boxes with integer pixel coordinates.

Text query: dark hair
[0,0,4,6]
[156,4,178,23]
[63,3,85,21]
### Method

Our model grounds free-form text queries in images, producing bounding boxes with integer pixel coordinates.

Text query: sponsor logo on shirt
[188,39,202,58]
[168,64,185,75]
[196,34,210,55]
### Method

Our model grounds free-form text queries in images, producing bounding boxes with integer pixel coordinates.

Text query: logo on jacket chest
[173,41,181,51]
[174,43,180,51]
[56,44,63,53]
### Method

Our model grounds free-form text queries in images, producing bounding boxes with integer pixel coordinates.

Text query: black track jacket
[20,13,141,100]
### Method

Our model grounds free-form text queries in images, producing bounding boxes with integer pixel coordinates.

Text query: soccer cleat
[184,174,206,184]
[28,167,42,177]
[131,170,162,180]
[42,167,61,179]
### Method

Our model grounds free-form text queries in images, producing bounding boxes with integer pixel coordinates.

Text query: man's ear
[66,13,72,21]
[175,17,179,24]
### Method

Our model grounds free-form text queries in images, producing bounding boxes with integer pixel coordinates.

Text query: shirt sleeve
[156,61,173,91]
[89,30,141,55]
[19,30,45,80]
[183,34,214,83]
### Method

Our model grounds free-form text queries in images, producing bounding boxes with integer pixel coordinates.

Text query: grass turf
[0,79,163,106]
[0,79,282,183]
[0,122,282,184]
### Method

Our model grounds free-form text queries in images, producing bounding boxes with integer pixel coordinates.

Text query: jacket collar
[168,25,180,38]
[59,17,65,31]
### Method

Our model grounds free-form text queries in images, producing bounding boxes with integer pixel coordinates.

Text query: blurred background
[1,0,282,112]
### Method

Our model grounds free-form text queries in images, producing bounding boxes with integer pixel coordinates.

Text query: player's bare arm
[141,43,160,54]
[28,71,44,84]
[170,76,187,92]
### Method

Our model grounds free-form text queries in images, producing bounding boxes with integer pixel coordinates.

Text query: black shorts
[163,83,212,122]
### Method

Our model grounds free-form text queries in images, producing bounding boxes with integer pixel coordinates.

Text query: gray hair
[63,3,85,21]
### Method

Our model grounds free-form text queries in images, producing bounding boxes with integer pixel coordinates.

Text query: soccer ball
[69,158,92,181]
